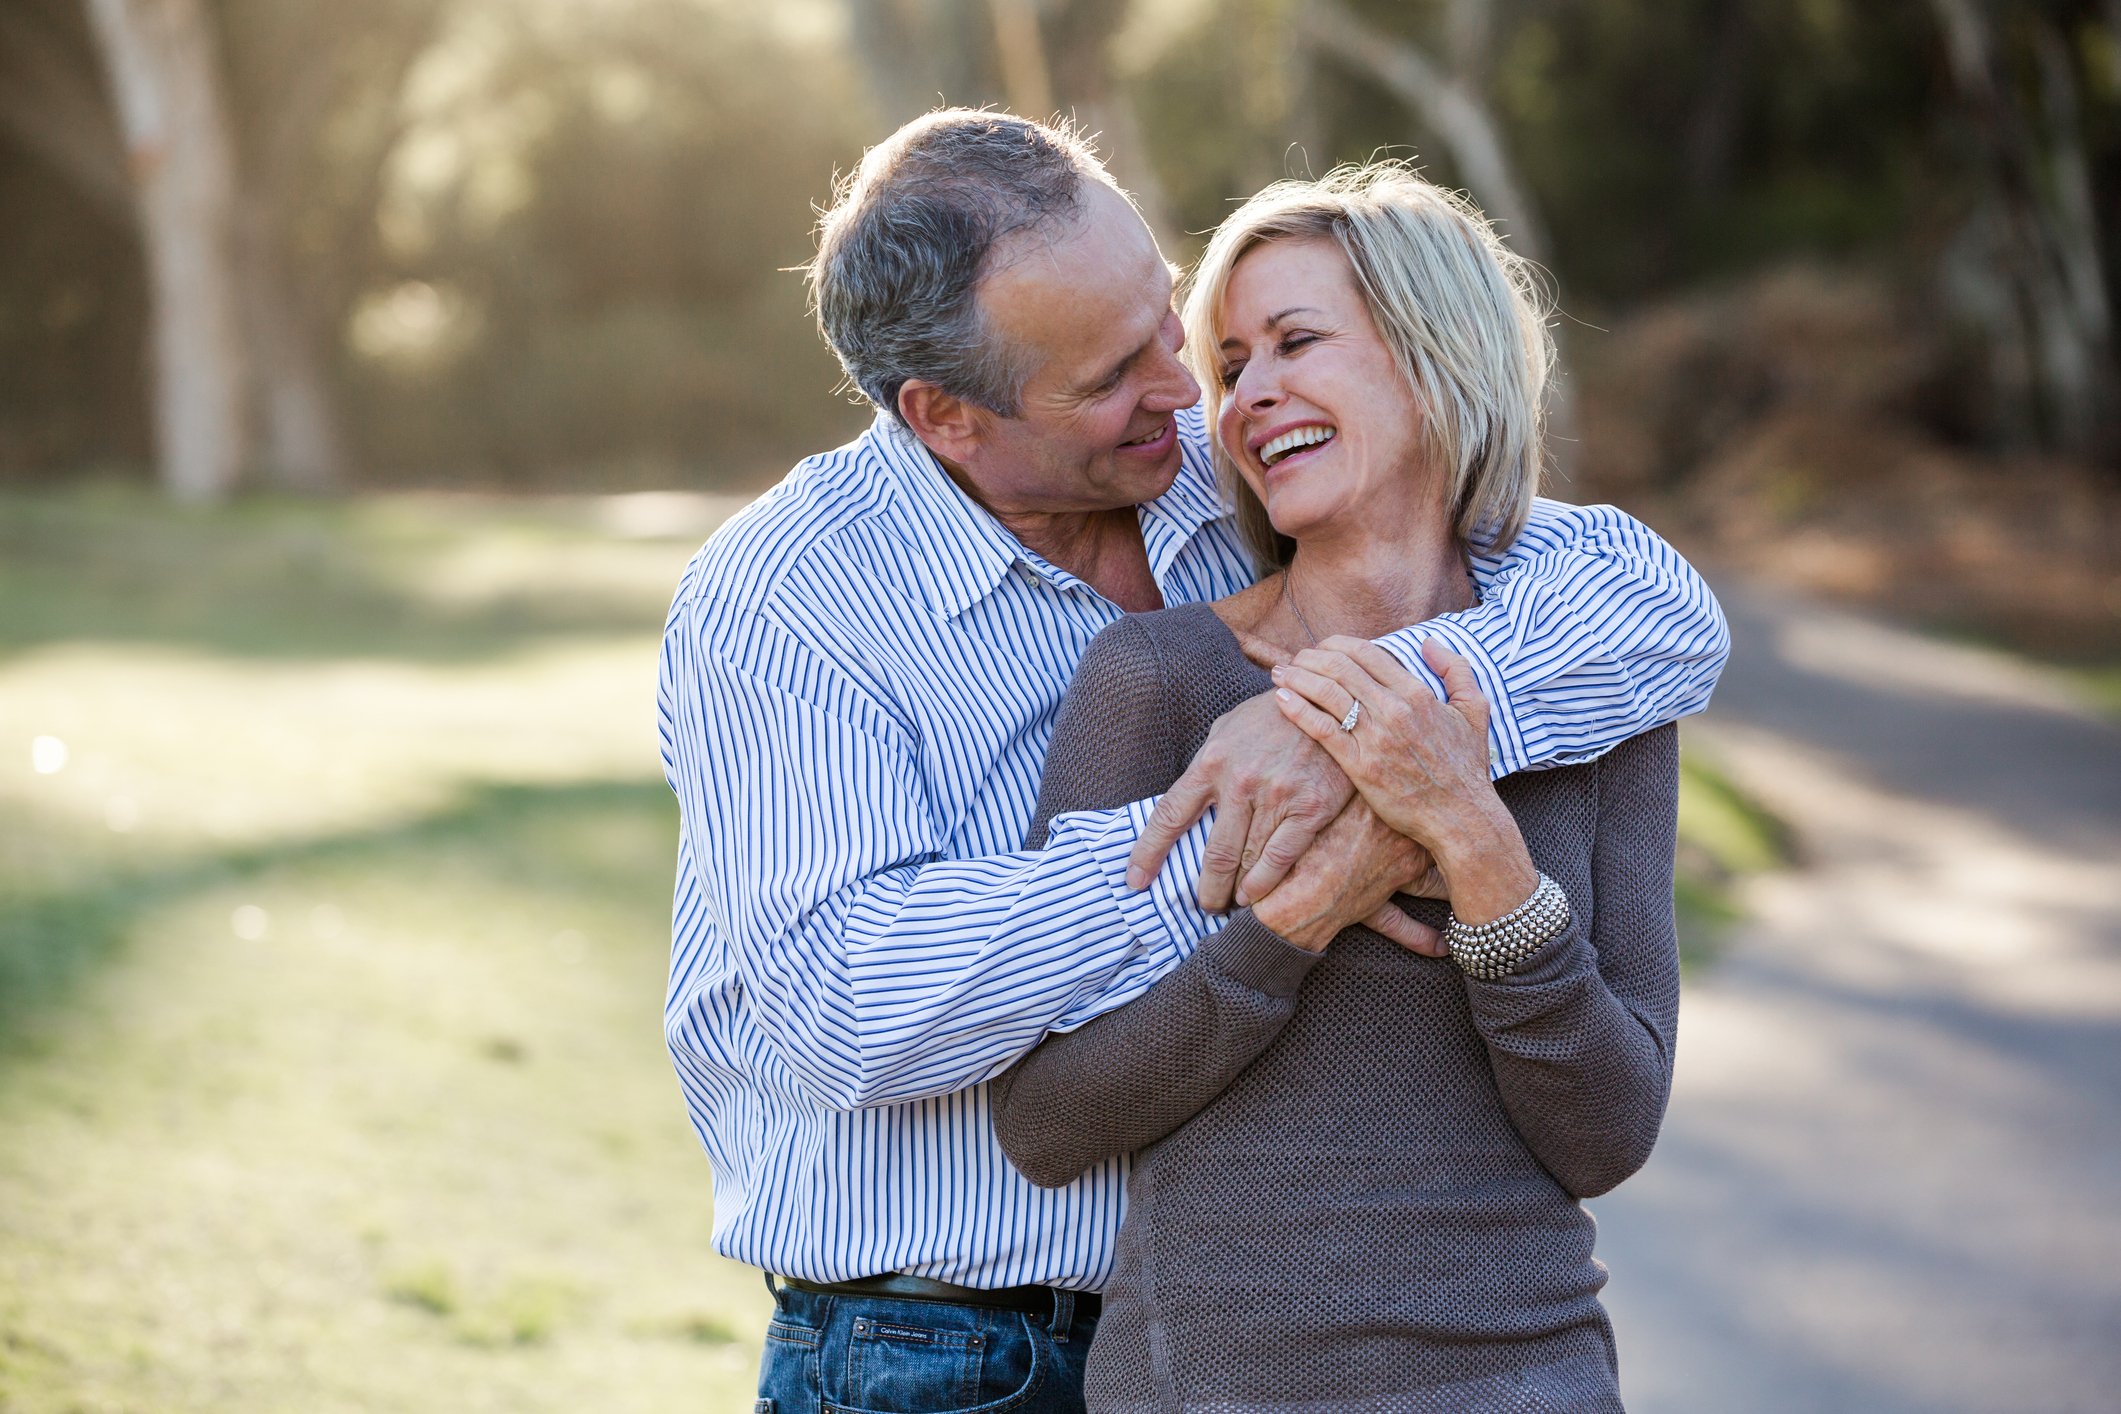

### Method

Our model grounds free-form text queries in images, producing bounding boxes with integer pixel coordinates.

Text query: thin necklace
[1281,572,1321,646]
[1280,551,1479,647]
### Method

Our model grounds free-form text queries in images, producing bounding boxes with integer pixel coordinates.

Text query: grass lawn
[0,489,761,1413]
[0,486,1785,1411]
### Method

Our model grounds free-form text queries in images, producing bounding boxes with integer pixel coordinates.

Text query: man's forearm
[681,798,1226,1110]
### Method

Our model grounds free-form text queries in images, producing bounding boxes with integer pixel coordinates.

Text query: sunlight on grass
[0,490,764,1413]
[2064,664,2121,722]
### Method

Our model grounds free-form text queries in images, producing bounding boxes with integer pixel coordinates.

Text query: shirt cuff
[1375,619,1519,779]
[1068,796,1230,961]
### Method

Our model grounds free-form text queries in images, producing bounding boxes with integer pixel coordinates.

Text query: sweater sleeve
[1461,724,1683,1199]
[989,912,1321,1186]
[993,613,1325,1187]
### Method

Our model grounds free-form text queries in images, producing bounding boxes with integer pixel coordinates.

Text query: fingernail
[1234,888,1252,907]
[1275,687,1294,704]
[1125,867,1146,890]
[1270,665,1285,682]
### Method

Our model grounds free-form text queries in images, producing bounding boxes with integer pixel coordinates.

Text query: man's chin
[1108,446,1183,507]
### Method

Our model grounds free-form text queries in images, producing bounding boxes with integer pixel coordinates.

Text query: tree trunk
[846,0,997,124]
[987,0,1055,117]
[83,0,250,501]
[1041,0,1178,249]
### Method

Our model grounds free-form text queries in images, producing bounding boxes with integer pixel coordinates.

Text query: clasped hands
[1126,636,1515,956]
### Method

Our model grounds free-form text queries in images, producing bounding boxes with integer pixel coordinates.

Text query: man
[658,110,1727,1412]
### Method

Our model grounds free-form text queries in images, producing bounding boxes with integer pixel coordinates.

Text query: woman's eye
[1217,364,1244,390]
[1279,333,1319,354]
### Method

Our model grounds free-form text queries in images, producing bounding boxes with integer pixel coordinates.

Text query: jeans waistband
[770,1272,1100,1326]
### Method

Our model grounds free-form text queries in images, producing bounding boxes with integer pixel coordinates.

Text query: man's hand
[1126,690,1355,910]
[1248,797,1447,956]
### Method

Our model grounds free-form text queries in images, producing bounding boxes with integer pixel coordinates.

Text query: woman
[988,165,1680,1412]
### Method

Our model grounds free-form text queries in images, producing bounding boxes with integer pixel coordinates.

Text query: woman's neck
[1278,513,1475,646]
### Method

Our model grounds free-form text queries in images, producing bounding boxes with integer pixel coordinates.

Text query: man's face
[950,183,1202,517]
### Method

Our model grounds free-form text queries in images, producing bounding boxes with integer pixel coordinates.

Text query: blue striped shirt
[657,406,1727,1288]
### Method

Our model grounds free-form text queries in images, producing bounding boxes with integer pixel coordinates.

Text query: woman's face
[1214,238,1435,546]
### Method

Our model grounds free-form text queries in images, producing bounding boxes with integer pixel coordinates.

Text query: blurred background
[1,1,2117,1410]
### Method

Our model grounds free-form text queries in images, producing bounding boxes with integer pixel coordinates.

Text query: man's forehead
[982,202,1169,368]
[987,186,1160,287]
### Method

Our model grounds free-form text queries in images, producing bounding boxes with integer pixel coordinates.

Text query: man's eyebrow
[1218,306,1324,351]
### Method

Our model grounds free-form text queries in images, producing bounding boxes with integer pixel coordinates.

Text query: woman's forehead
[1220,239,1360,327]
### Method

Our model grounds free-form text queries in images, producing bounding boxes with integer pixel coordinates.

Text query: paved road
[1594,582,2121,1412]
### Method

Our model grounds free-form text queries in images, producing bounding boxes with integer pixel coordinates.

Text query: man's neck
[996,505,1164,614]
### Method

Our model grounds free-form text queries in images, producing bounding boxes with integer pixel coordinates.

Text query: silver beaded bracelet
[1444,873,1571,980]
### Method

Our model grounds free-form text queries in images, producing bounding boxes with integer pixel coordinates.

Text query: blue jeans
[754,1278,1096,1414]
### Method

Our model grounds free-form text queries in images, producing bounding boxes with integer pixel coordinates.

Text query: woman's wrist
[1430,802,1539,925]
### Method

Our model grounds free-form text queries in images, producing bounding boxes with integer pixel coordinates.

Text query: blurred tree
[344,0,871,483]
[79,0,251,501]
[1305,0,1549,268]
[1925,0,2117,458]
[1300,0,1575,471]
[0,0,419,495]
[214,0,444,493]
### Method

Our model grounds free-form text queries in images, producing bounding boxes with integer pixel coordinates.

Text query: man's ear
[898,380,987,465]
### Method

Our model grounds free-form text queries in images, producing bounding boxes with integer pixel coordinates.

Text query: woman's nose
[1233,357,1281,412]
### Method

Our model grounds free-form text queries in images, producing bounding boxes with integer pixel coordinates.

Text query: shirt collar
[873,405,1235,619]
[871,414,1025,619]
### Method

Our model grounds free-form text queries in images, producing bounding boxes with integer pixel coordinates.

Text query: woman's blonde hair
[1181,163,1555,570]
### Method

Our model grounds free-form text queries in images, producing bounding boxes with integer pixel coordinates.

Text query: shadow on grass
[0,488,687,665]
[0,778,675,1057]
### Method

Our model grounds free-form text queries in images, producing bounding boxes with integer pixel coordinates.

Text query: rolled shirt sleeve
[1374,500,1730,777]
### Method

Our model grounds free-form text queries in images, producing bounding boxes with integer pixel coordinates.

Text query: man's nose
[1144,339,1201,412]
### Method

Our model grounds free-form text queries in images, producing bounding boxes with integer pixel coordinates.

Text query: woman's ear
[898,380,986,465]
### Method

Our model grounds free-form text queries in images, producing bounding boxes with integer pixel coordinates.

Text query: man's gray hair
[807,109,1114,424]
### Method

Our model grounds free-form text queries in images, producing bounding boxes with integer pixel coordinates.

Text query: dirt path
[1592,582,2121,1412]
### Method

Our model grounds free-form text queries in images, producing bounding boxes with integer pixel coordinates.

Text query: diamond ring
[1338,700,1362,733]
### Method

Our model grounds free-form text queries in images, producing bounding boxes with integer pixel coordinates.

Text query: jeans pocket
[843,1313,988,1411]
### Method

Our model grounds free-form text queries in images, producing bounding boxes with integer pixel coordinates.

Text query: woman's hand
[1270,636,1538,925]
[1248,796,1447,956]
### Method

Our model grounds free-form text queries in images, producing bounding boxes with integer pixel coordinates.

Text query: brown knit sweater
[989,602,1681,1413]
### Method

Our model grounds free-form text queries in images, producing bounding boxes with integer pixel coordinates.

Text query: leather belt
[777,1272,1100,1322]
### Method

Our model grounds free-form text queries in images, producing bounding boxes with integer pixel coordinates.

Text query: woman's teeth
[1261,426,1335,465]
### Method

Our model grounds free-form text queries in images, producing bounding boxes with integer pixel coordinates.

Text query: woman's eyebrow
[1219,306,1325,351]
